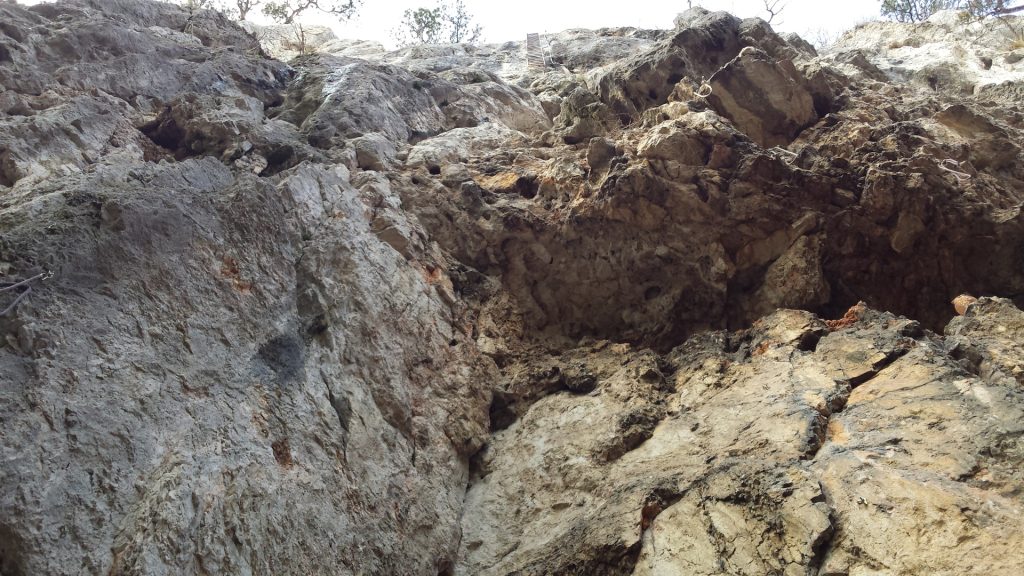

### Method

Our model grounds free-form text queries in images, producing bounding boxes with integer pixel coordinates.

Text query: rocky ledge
[1,1,1023,575]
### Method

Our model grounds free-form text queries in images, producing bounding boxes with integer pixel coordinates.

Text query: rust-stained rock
[953,293,979,315]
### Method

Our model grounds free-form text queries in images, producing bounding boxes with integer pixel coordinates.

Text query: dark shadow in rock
[0,148,18,187]
[515,174,538,199]
[138,114,189,160]
[488,389,518,431]
[258,333,305,385]
[0,523,24,576]
[263,144,297,175]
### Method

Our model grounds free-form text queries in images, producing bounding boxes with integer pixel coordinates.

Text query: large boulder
[552,86,619,144]
[706,47,820,147]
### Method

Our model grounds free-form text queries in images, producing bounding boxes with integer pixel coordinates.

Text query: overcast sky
[16,0,886,47]
[321,0,883,48]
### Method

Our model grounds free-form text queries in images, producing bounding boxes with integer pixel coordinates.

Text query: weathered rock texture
[1,1,1023,575]
[461,303,1024,575]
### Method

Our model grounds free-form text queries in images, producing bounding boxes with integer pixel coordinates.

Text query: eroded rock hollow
[1,1,1023,574]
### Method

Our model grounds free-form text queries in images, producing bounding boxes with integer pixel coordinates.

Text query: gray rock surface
[2,1,1024,575]
[1,2,492,574]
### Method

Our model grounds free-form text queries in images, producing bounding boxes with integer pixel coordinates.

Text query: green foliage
[444,0,482,43]
[880,0,1021,23]
[181,0,217,11]
[179,0,355,22]
[392,0,483,47]
[262,0,361,24]
[395,6,444,45]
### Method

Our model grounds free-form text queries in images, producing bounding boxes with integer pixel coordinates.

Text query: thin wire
[1,286,31,316]
[0,271,51,316]
[771,146,799,163]
[695,45,764,99]
[0,271,48,293]
[938,158,972,181]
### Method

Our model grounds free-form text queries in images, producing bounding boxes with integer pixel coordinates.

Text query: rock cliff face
[1,1,1023,575]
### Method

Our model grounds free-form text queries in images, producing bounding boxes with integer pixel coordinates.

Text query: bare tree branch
[262,0,360,24]
[763,0,786,25]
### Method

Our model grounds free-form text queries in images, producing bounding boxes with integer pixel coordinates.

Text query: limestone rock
[596,10,749,122]
[0,3,493,574]
[831,9,1024,93]
[706,47,819,148]
[673,6,712,29]
[946,297,1024,387]
[553,86,619,144]
[458,306,1024,575]
[275,55,449,145]
[746,234,831,321]
[352,132,397,171]
[238,21,338,61]
[636,119,708,164]
[2,1,1024,575]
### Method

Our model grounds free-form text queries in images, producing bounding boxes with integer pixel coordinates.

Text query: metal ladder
[526,33,546,70]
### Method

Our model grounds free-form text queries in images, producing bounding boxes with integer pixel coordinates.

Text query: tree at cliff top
[231,0,261,20]
[762,0,785,25]
[180,0,360,22]
[391,0,482,47]
[262,0,361,24]
[881,0,1023,22]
